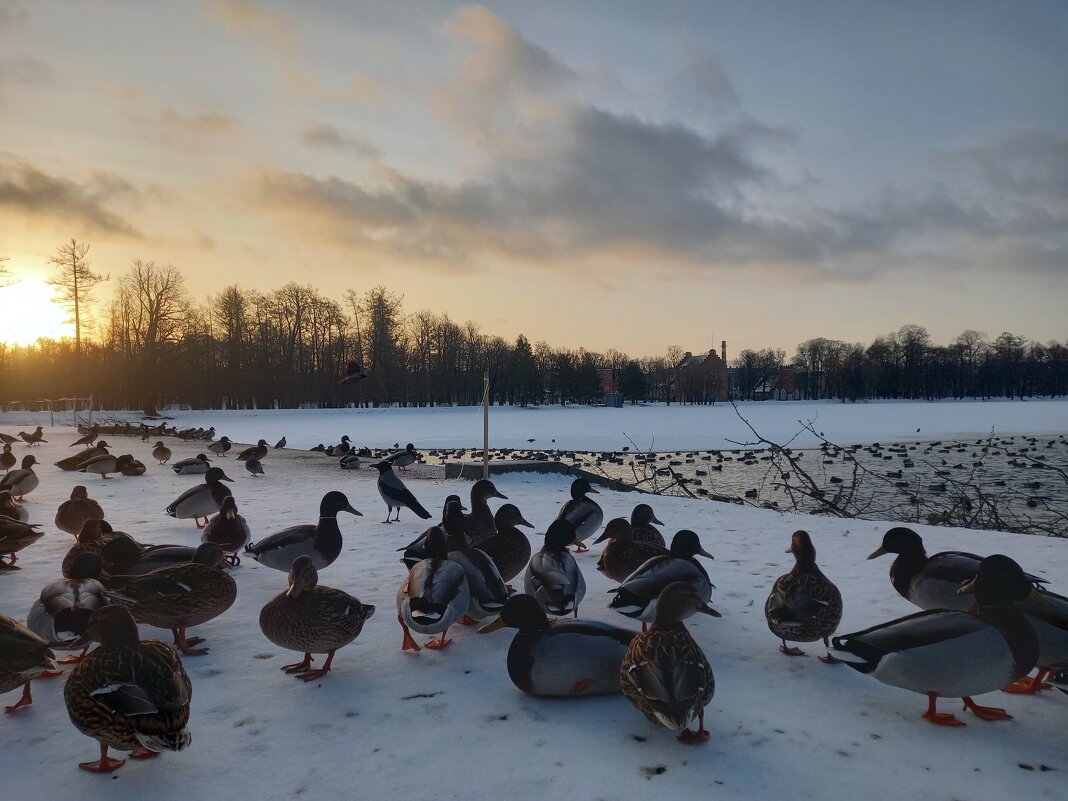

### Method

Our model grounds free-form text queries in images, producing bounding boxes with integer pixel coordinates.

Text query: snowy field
[2,397,1066,452]
[0,420,1065,801]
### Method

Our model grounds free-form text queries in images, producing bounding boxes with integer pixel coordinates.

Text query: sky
[0,0,1065,355]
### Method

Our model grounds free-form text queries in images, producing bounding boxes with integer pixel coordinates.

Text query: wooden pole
[482,369,490,480]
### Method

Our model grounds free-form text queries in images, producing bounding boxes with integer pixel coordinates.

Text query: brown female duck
[765,530,843,661]
[465,478,508,548]
[594,518,668,583]
[55,485,105,536]
[475,503,534,587]
[0,613,57,713]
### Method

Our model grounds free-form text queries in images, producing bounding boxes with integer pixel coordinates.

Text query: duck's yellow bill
[867,546,888,560]
[478,616,506,634]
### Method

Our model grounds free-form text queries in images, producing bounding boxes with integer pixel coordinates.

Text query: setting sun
[0,278,73,346]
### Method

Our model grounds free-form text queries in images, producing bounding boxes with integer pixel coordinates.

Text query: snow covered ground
[0,425,1065,801]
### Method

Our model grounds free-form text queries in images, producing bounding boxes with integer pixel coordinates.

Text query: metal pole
[482,370,489,480]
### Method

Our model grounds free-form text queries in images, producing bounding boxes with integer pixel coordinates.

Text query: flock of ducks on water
[0,423,1066,774]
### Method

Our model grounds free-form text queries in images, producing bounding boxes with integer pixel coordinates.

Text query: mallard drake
[80,452,133,480]
[444,501,508,624]
[201,497,250,566]
[1,443,15,472]
[397,495,467,569]
[986,583,1068,695]
[556,478,602,552]
[55,485,105,536]
[396,525,470,651]
[64,605,191,772]
[259,555,375,681]
[594,518,668,583]
[55,443,109,472]
[868,526,1046,610]
[236,439,269,462]
[100,537,197,576]
[0,517,44,568]
[104,542,237,656]
[387,442,417,470]
[328,435,351,457]
[608,530,715,627]
[151,442,172,464]
[372,461,431,522]
[164,466,234,528]
[0,489,29,522]
[0,613,57,713]
[620,581,718,743]
[476,503,534,586]
[172,453,212,475]
[479,593,634,697]
[832,554,1042,726]
[207,436,231,457]
[245,491,361,571]
[465,478,507,547]
[339,453,360,469]
[524,519,586,618]
[630,503,666,547]
[765,530,843,661]
[0,455,39,501]
[27,552,106,659]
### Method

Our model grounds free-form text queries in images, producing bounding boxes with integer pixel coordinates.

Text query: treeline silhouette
[0,257,1066,410]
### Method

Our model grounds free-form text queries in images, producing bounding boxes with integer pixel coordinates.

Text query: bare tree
[47,239,108,354]
[0,255,17,288]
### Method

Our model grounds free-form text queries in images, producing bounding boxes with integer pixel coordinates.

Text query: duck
[151,441,172,464]
[765,530,843,661]
[0,432,16,444]
[0,517,44,569]
[444,501,508,624]
[164,466,234,528]
[236,439,269,462]
[980,581,1068,695]
[259,555,376,681]
[207,436,232,457]
[0,455,39,501]
[397,524,470,651]
[245,457,265,477]
[475,503,535,587]
[62,519,109,577]
[1,443,14,472]
[339,453,360,469]
[172,453,212,475]
[63,605,191,772]
[329,436,352,457]
[832,554,1042,726]
[620,581,718,743]
[70,427,99,448]
[120,455,146,476]
[524,519,586,618]
[397,495,467,569]
[245,490,361,571]
[608,530,715,628]
[868,526,1047,611]
[201,497,251,566]
[103,542,237,656]
[100,536,197,576]
[387,443,417,470]
[0,489,29,522]
[594,518,668,583]
[465,478,508,547]
[479,593,634,697]
[55,442,109,471]
[55,485,105,536]
[79,452,132,480]
[556,478,603,552]
[0,613,57,713]
[371,461,432,522]
[27,552,106,660]
[630,503,666,547]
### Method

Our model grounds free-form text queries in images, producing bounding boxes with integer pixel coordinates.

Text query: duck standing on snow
[64,605,191,772]
[372,461,432,523]
[397,495,467,569]
[103,543,237,656]
[630,503,666,547]
[245,491,361,571]
[594,518,668,583]
[172,453,212,475]
[1,443,15,473]
[443,500,508,625]
[464,479,508,547]
[832,554,1041,726]
[396,526,470,651]
[387,443,417,471]
[201,497,251,566]
[79,452,133,480]
[236,439,269,462]
[476,504,535,589]
[164,466,233,528]
[556,478,603,552]
[608,530,715,630]
[208,436,232,457]
[0,455,39,501]
[525,519,586,618]
[479,593,634,697]
[27,552,106,662]
[765,530,842,661]
[0,516,44,568]
[0,613,57,713]
[259,556,375,681]
[55,485,105,536]
[620,581,719,744]
[151,441,172,464]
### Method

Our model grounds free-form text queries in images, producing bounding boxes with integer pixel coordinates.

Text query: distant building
[754,366,802,401]
[677,341,729,403]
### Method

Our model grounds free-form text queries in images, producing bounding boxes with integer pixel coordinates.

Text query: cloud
[0,161,141,237]
[0,55,52,99]
[943,127,1068,202]
[301,123,380,160]
[158,108,239,138]
[0,0,27,29]
[202,0,298,55]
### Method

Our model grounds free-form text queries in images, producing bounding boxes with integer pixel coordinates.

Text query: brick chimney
[721,340,727,363]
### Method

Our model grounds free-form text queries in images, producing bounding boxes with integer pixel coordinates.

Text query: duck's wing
[832,609,987,668]
[246,524,314,556]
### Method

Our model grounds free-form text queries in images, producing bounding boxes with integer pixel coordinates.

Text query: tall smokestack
[721,340,727,363]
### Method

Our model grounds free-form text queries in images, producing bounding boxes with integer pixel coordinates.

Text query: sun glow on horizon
[0,278,74,346]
